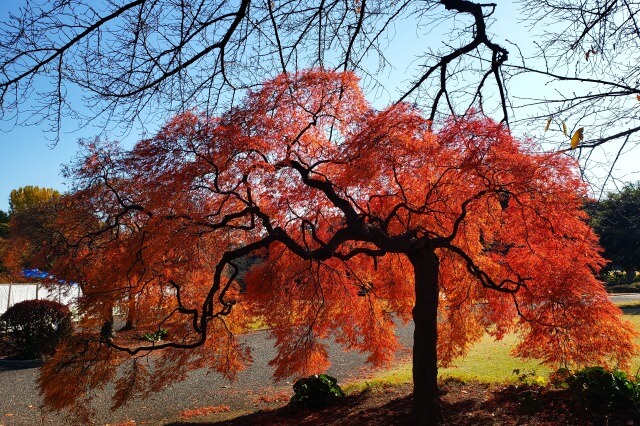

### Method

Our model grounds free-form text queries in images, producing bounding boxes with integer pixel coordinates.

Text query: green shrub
[0,299,72,360]
[290,374,345,408]
[511,369,546,413]
[566,366,640,415]
[602,270,628,287]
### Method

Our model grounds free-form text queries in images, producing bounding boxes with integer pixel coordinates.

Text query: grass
[619,305,640,374]
[344,334,550,394]
[244,316,269,332]
[439,333,553,382]
[343,300,640,393]
[342,364,412,394]
[345,332,552,395]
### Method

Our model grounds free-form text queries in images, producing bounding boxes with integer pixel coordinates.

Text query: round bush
[290,374,345,408]
[0,299,72,360]
[567,366,640,415]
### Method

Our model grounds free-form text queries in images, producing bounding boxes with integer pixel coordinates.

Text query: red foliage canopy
[17,69,635,421]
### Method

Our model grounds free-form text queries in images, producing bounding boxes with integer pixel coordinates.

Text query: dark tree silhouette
[590,183,640,284]
[2,1,638,170]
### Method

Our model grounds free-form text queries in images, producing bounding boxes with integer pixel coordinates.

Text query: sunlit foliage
[12,69,635,423]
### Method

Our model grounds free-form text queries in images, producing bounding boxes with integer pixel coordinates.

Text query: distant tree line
[0,186,60,281]
[589,183,640,285]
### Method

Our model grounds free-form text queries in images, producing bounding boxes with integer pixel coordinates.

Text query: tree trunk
[409,249,441,425]
[625,267,637,285]
[120,295,137,331]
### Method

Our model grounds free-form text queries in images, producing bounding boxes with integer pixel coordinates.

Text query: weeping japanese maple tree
[30,69,636,424]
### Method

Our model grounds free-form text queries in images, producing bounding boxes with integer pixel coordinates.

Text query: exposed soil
[166,379,640,426]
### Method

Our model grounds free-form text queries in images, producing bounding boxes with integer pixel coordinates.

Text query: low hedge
[0,299,72,360]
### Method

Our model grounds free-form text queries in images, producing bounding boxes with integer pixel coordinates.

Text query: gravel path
[609,293,640,305]
[2,293,634,425]
[0,324,414,425]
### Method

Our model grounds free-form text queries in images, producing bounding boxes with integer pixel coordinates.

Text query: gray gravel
[609,293,640,305]
[0,325,414,425]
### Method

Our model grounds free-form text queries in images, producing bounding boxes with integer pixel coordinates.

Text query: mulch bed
[167,379,640,425]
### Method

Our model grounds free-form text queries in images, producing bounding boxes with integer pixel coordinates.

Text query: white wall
[0,283,81,315]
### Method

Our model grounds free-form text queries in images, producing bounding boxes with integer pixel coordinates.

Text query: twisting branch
[441,241,529,293]
[398,0,509,122]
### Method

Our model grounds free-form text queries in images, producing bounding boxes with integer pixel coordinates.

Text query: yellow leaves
[570,127,584,149]
[543,118,584,149]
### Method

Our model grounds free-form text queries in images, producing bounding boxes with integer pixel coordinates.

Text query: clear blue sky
[0,1,638,212]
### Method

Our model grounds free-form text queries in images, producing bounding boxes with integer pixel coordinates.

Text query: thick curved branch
[441,241,528,293]
[287,160,362,228]
[431,188,497,245]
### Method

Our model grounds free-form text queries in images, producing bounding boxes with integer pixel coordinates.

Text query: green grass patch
[439,333,552,383]
[243,316,269,332]
[618,303,640,314]
[621,314,640,373]
[343,364,412,394]
[346,333,552,392]
[348,311,640,391]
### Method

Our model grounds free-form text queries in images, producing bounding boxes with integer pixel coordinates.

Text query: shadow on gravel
[0,359,43,372]
[164,391,395,426]
[163,392,479,426]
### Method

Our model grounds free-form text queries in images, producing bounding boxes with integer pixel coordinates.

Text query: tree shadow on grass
[619,304,640,315]
[165,379,636,426]
[165,391,402,426]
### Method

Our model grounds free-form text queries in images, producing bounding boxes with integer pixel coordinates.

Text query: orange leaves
[180,405,231,419]
[570,127,584,149]
[244,246,403,377]
[28,68,638,419]
[38,338,124,421]
[112,360,150,410]
[512,281,637,369]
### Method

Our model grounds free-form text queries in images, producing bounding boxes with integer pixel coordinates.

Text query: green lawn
[346,301,640,391]
[439,333,553,383]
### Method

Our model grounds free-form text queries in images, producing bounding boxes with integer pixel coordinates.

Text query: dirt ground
[165,378,640,425]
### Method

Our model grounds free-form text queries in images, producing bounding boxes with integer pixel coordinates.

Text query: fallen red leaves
[179,404,231,419]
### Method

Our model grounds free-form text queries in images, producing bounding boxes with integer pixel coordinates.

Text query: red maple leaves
[9,68,635,421]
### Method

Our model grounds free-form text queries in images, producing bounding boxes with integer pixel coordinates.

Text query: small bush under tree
[0,299,72,360]
[290,374,345,408]
[567,366,640,416]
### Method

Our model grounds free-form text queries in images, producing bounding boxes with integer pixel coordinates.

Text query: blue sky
[0,1,638,212]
